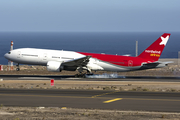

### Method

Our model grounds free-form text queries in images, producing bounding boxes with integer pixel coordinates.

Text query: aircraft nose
[4,53,10,59]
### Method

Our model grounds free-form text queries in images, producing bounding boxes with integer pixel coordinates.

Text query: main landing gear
[75,70,94,78]
[75,73,86,78]
[75,73,94,78]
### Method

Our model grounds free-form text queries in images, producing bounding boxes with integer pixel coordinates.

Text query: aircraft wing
[62,56,91,67]
[140,61,173,69]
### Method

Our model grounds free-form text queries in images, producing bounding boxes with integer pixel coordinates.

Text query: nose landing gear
[16,64,20,71]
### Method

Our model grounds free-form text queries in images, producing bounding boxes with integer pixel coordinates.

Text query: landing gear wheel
[86,73,94,76]
[75,73,86,78]
[16,63,20,71]
[75,74,78,78]
[16,68,20,71]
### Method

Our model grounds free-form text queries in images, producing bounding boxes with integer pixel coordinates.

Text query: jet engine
[47,61,64,72]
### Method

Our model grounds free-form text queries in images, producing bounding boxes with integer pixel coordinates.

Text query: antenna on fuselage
[8,41,14,71]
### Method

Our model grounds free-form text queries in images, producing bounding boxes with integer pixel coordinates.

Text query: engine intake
[47,61,63,72]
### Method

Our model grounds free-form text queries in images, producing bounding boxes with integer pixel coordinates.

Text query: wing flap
[62,56,91,67]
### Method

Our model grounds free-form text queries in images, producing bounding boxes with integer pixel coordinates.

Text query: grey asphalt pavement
[0,89,180,112]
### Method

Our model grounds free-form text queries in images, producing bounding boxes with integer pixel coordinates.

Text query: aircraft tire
[16,68,20,71]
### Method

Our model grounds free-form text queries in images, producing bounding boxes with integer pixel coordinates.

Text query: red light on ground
[51,79,54,86]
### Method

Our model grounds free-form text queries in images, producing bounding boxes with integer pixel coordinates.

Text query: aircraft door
[17,51,21,58]
[43,53,47,60]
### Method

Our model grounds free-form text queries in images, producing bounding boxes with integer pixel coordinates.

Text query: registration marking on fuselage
[103,98,122,103]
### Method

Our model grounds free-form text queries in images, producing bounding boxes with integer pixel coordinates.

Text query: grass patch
[142,88,149,91]
[171,89,176,92]
[103,86,111,90]
[131,88,137,91]
[111,86,117,89]
[0,104,3,108]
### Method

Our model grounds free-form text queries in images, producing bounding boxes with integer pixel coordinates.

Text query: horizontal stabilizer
[140,61,173,69]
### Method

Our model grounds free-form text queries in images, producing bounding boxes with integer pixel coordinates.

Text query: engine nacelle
[87,63,103,71]
[47,61,64,72]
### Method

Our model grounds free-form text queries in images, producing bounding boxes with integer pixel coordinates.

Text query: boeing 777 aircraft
[4,33,171,76]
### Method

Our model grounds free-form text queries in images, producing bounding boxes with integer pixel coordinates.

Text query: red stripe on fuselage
[78,52,154,67]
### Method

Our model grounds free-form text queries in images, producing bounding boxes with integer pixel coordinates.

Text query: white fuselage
[8,48,84,65]
[4,48,135,72]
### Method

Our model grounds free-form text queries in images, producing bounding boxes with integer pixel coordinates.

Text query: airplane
[4,33,171,76]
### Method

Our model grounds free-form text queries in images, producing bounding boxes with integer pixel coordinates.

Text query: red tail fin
[138,33,171,61]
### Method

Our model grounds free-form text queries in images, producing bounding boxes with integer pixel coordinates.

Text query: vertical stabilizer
[138,33,171,61]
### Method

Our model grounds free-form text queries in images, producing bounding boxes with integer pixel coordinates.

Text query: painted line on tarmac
[103,98,122,103]
[1,93,180,102]
[91,90,121,98]
[124,98,180,102]
[18,77,50,80]
[0,94,91,99]
[61,107,67,109]
[0,94,111,100]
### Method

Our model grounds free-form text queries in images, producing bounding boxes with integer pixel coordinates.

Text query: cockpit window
[8,51,11,54]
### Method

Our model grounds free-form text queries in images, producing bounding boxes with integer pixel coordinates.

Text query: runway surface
[1,74,180,82]
[0,89,180,112]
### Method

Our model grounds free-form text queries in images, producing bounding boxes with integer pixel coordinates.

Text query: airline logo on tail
[160,35,169,45]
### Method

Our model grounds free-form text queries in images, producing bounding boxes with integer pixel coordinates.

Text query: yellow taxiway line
[103,98,122,103]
